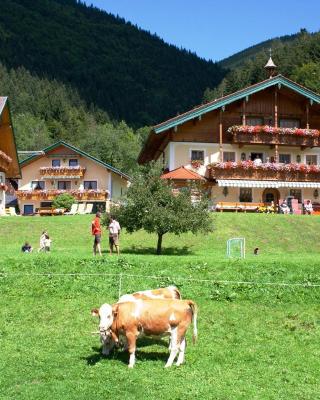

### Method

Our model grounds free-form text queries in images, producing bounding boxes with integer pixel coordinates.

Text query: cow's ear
[91,308,99,317]
[112,304,119,317]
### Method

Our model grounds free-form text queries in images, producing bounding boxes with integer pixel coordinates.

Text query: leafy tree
[105,164,214,255]
[292,62,320,93]
[52,193,75,211]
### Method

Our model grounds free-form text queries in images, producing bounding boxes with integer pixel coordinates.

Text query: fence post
[118,273,123,299]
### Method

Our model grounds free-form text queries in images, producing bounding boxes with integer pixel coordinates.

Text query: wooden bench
[215,202,264,212]
[38,207,65,216]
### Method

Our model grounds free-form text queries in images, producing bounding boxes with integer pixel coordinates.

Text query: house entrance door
[262,188,280,204]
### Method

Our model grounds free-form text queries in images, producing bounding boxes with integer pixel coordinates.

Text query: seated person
[266,201,275,213]
[21,242,33,253]
[304,200,313,215]
[280,201,290,214]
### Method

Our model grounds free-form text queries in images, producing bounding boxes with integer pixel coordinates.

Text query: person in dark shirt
[21,242,33,253]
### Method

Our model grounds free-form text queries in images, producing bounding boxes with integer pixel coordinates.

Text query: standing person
[92,212,102,256]
[38,231,47,252]
[108,216,121,256]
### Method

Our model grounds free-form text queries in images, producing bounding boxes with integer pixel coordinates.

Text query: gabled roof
[161,166,205,180]
[154,75,320,134]
[0,97,21,178]
[20,140,130,180]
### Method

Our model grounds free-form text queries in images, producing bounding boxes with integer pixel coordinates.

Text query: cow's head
[91,304,119,354]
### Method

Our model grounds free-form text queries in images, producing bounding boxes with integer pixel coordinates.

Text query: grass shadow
[121,246,194,256]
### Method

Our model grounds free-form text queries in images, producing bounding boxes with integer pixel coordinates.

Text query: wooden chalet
[0,97,20,215]
[139,58,320,212]
[17,141,130,215]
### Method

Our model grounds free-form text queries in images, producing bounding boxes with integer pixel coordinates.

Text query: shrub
[52,193,75,211]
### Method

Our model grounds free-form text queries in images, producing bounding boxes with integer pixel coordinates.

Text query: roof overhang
[217,180,320,188]
[154,75,320,134]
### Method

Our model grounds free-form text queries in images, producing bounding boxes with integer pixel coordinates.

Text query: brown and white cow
[91,299,197,368]
[118,285,181,303]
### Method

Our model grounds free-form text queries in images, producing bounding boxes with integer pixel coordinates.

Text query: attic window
[279,119,300,128]
[246,117,264,126]
[52,159,60,167]
[191,150,204,161]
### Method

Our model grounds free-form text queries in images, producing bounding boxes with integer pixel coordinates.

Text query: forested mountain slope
[0,0,225,127]
[204,30,320,102]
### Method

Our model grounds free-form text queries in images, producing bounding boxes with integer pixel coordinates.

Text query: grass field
[1,213,320,399]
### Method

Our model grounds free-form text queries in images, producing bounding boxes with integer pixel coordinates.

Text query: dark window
[58,181,71,190]
[279,154,291,164]
[52,159,61,167]
[290,189,302,203]
[239,188,252,202]
[246,117,264,126]
[84,181,97,190]
[31,181,45,190]
[69,159,78,167]
[279,119,300,128]
[24,205,34,215]
[223,152,236,162]
[306,155,317,165]
[191,150,204,161]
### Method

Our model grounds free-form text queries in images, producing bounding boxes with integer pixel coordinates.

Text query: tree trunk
[156,233,163,255]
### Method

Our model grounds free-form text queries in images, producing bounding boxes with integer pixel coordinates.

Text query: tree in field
[105,164,214,255]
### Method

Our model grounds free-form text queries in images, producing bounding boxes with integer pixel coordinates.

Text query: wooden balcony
[228,126,320,147]
[0,150,12,172]
[16,189,109,201]
[39,166,86,178]
[207,162,320,182]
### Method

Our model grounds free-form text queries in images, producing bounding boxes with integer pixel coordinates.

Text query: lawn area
[0,213,320,399]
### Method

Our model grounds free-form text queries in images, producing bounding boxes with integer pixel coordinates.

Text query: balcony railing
[39,166,86,178]
[16,189,109,201]
[228,125,320,147]
[207,161,320,182]
[0,150,12,172]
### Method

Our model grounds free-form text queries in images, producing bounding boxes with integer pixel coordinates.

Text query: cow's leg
[126,332,137,368]
[176,337,186,366]
[165,327,179,368]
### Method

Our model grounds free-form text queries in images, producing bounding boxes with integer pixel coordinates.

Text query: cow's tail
[167,285,182,299]
[188,300,198,344]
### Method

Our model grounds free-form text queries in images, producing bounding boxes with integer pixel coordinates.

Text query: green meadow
[0,213,320,399]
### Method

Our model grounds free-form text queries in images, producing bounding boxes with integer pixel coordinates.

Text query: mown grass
[0,214,320,399]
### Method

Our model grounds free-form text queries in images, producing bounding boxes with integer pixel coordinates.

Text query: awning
[217,180,320,188]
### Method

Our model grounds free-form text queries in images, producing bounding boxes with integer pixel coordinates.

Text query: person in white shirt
[108,216,121,255]
[253,156,262,166]
[304,200,313,215]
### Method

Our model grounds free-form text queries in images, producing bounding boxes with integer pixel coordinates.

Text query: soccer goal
[226,237,246,258]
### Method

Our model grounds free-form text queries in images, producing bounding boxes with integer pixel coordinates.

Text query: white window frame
[305,154,318,165]
[190,149,205,162]
[223,151,236,162]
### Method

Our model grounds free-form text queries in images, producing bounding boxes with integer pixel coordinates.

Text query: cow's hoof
[128,365,134,369]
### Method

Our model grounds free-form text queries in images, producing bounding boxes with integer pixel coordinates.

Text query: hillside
[219,32,300,70]
[204,29,320,102]
[0,0,225,127]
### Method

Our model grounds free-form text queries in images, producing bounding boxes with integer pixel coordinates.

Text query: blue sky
[84,0,320,61]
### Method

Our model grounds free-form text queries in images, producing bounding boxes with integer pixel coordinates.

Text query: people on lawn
[21,242,33,253]
[44,234,52,252]
[38,230,47,252]
[304,200,313,215]
[92,212,102,256]
[109,216,121,255]
[279,200,290,214]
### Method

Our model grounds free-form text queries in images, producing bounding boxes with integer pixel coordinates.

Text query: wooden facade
[0,97,20,215]
[139,74,320,209]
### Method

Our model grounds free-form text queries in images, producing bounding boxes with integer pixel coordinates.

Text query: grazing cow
[118,285,181,303]
[91,299,197,368]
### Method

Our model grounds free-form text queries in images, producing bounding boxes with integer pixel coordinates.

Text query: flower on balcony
[228,125,320,138]
[0,182,8,191]
[208,161,320,174]
[40,166,86,176]
[190,159,203,169]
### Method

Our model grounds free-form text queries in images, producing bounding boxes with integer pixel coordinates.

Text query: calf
[118,285,181,303]
[91,299,197,368]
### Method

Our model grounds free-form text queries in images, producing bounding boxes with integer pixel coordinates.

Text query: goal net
[226,238,246,258]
